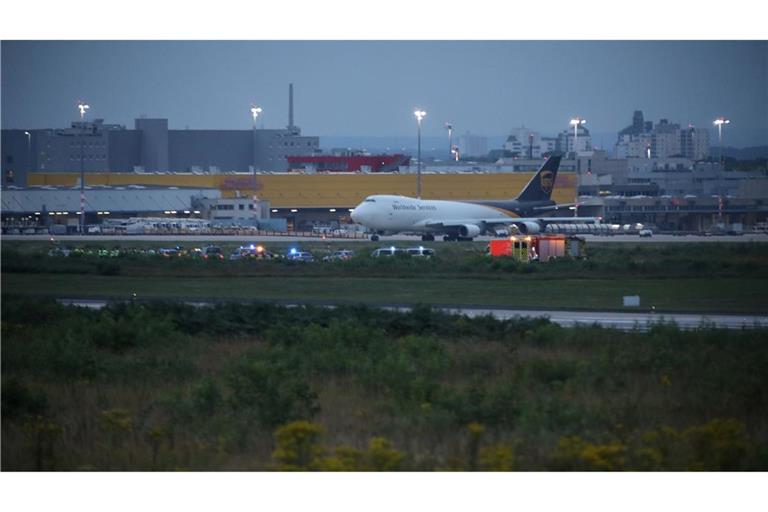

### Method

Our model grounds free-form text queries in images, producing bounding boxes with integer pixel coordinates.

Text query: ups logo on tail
[540,170,554,195]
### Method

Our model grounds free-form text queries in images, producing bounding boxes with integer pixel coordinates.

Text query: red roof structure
[286,154,411,173]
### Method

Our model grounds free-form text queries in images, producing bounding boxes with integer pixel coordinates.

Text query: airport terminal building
[2,102,767,234]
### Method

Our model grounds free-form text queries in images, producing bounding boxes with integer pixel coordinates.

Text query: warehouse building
[1,84,319,186]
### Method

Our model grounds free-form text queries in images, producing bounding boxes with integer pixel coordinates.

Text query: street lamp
[250,104,263,128]
[76,101,90,233]
[24,131,32,173]
[77,101,90,120]
[569,117,586,157]
[713,117,730,164]
[569,117,586,217]
[250,104,263,221]
[414,109,426,198]
[444,122,453,162]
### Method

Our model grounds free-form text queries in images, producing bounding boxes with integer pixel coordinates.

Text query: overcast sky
[2,40,766,147]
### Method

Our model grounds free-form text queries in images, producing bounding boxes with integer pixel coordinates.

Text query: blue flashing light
[290,248,297,255]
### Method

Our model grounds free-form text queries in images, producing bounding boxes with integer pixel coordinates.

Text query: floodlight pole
[714,117,730,165]
[250,104,263,224]
[77,101,90,234]
[414,109,426,198]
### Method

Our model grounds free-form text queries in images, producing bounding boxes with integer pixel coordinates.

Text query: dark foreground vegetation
[3,297,767,470]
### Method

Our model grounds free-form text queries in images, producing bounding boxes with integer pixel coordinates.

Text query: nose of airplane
[350,204,364,223]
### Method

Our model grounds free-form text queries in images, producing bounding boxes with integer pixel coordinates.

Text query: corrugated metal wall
[26,172,576,208]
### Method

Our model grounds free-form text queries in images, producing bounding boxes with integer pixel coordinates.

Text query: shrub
[88,303,181,351]
[359,335,450,407]
[191,377,222,417]
[272,421,325,470]
[527,358,580,386]
[226,357,319,429]
[23,415,64,470]
[683,418,749,471]
[1,378,49,421]
[366,437,405,471]
[316,445,366,471]
[635,419,750,470]
[551,436,627,471]
[440,379,521,428]
[480,444,516,471]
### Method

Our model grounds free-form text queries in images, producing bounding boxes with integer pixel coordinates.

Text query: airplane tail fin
[515,154,562,202]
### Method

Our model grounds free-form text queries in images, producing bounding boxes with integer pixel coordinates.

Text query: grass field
[2,240,767,313]
[2,273,766,313]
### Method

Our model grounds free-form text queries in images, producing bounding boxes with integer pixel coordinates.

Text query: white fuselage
[350,195,512,234]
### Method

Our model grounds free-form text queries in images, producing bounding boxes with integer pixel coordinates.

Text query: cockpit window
[364,198,376,203]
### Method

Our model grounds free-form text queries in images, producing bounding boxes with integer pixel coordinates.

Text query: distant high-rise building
[458,131,488,157]
[680,125,710,160]
[504,127,557,158]
[614,111,709,160]
[557,124,592,155]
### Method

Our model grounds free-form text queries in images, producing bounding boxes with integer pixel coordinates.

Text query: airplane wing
[532,216,601,223]
[531,203,578,211]
[418,217,600,229]
[418,218,510,229]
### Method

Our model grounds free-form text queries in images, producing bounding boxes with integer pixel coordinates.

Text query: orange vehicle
[488,235,581,262]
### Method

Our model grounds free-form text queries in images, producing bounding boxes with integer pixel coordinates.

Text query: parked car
[286,248,315,262]
[323,250,355,262]
[371,247,407,257]
[639,229,653,238]
[230,244,276,260]
[201,245,224,260]
[47,247,72,257]
[158,247,181,257]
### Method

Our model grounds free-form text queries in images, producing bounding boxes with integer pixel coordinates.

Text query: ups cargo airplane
[350,155,599,241]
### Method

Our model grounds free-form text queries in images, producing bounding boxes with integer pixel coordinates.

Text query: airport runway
[437,307,767,331]
[57,299,766,331]
[5,233,767,243]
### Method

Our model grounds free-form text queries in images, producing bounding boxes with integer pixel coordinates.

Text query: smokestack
[288,83,294,129]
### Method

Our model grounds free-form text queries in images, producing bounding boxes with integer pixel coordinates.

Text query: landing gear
[421,234,435,242]
[443,235,455,242]
[442,235,473,242]
[371,234,380,241]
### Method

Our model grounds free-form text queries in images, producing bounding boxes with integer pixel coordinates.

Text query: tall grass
[2,297,767,470]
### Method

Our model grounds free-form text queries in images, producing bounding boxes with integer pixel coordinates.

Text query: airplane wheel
[371,235,379,241]
[443,235,455,242]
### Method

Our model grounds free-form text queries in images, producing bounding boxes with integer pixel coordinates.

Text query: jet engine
[514,221,541,234]
[458,224,481,238]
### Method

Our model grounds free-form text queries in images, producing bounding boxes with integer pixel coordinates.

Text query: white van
[371,247,407,257]
[405,246,435,258]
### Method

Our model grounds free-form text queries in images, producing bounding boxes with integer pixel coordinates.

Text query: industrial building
[2,170,575,231]
[3,162,766,233]
[1,84,319,187]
